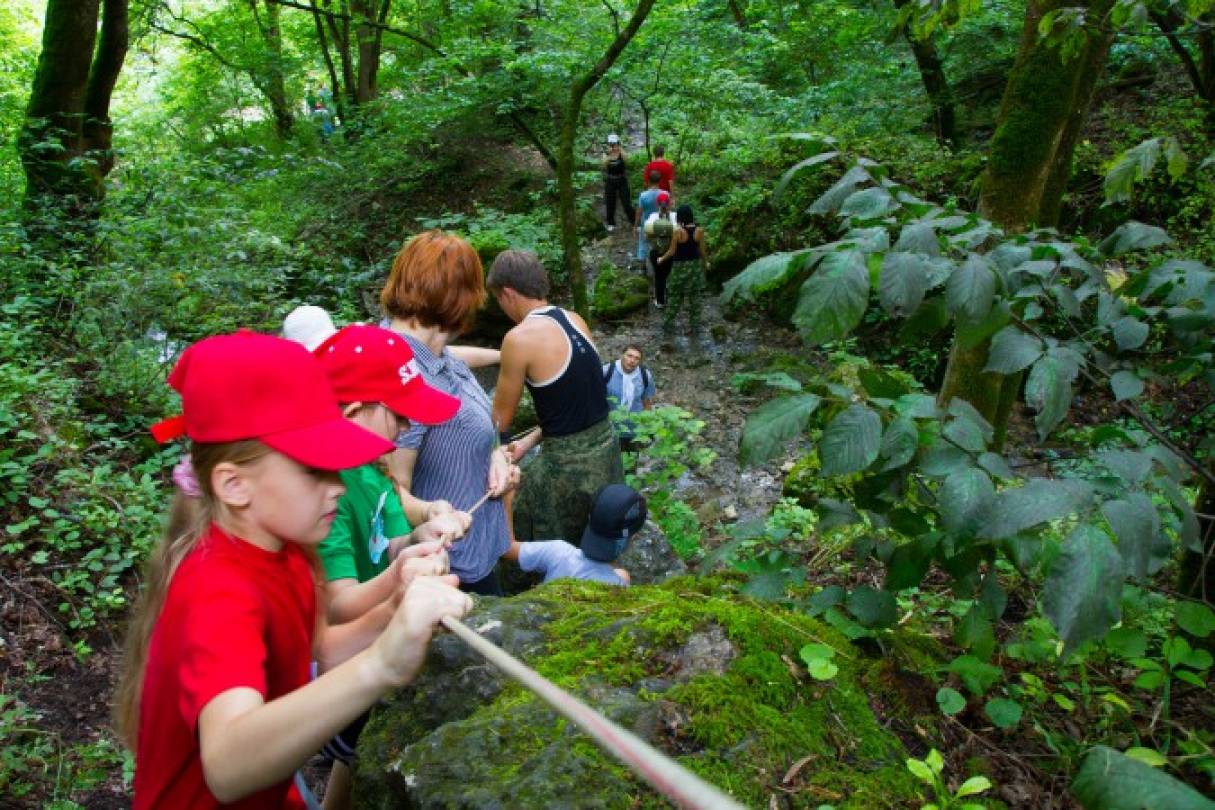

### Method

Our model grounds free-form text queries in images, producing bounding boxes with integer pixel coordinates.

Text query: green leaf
[858,368,910,398]
[1101,494,1169,581]
[879,416,919,471]
[985,698,1023,729]
[946,254,997,324]
[819,404,883,476]
[731,371,803,393]
[879,252,931,316]
[807,658,839,680]
[1104,626,1147,659]
[807,585,846,614]
[739,394,822,466]
[1025,352,1078,440]
[926,749,944,774]
[792,250,870,346]
[956,776,992,798]
[840,186,896,219]
[955,603,996,659]
[940,468,996,534]
[886,533,937,590]
[943,417,987,454]
[977,452,1014,479]
[799,642,835,663]
[906,758,935,785]
[984,326,1043,375]
[1103,138,1162,204]
[1098,221,1171,256]
[1098,449,1153,485]
[980,478,1093,540]
[956,299,1011,351]
[774,152,841,201]
[809,165,872,215]
[722,251,817,305]
[1072,746,1215,810]
[948,654,1002,695]
[1042,525,1125,656]
[894,222,941,256]
[1176,602,1215,638]
[846,585,897,628]
[1124,747,1168,768]
[1111,316,1149,351]
[1110,371,1144,401]
[936,686,966,716]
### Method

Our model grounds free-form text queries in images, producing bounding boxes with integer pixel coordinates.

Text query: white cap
[607,133,620,144]
[282,305,337,352]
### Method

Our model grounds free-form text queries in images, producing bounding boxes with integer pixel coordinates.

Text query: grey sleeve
[517,540,567,574]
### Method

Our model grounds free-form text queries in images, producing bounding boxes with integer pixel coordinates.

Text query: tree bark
[557,0,657,320]
[20,0,129,216]
[893,0,955,144]
[250,0,294,137]
[1152,9,1215,136]
[1181,476,1215,604]
[937,0,1114,439]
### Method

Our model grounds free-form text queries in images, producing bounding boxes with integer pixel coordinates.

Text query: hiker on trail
[603,344,655,450]
[309,323,470,810]
[658,204,712,345]
[487,249,625,546]
[645,191,676,308]
[643,144,675,194]
[118,331,471,810]
[634,170,664,264]
[380,231,521,597]
[602,133,635,232]
[502,484,646,587]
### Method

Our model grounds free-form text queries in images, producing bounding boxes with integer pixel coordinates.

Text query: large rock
[616,520,688,584]
[353,578,922,809]
[591,263,649,321]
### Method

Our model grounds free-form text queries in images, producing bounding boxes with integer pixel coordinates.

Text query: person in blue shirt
[502,483,646,587]
[602,344,655,449]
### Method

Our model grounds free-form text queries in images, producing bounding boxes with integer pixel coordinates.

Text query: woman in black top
[602,134,635,231]
[659,205,711,341]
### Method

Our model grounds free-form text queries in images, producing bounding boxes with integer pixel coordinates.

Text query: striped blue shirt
[394,334,509,583]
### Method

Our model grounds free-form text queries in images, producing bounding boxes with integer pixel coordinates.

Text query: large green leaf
[1110,370,1144,401]
[979,478,1094,540]
[820,404,883,476]
[1098,221,1171,256]
[840,186,897,220]
[946,253,997,324]
[878,416,918,471]
[773,151,840,201]
[809,165,871,215]
[939,468,996,534]
[721,251,816,305]
[1101,494,1169,581]
[1043,524,1125,655]
[879,251,930,316]
[739,394,821,466]
[846,586,897,628]
[984,326,1043,374]
[1111,316,1149,351]
[1072,746,1215,810]
[792,249,870,345]
[893,222,941,256]
[1026,351,1079,440]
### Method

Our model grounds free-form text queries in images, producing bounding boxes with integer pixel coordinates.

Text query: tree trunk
[937,0,1114,440]
[20,0,128,217]
[251,0,294,137]
[1153,9,1215,137]
[557,0,656,320]
[893,0,955,144]
[1180,476,1215,604]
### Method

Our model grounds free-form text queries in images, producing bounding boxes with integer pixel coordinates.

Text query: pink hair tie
[172,457,202,498]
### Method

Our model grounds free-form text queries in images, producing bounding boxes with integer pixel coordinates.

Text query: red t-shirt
[133,524,316,810]
[643,158,675,192]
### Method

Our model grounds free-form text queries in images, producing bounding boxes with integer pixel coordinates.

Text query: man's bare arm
[492,330,530,432]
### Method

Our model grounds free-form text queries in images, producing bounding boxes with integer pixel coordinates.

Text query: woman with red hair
[381,231,518,595]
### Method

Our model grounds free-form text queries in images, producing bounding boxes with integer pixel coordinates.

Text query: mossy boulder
[591,264,650,321]
[354,578,922,809]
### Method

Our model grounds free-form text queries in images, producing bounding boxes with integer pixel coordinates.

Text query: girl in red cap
[115,330,472,810]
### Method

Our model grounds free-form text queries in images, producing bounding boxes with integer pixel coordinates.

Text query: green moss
[591,263,649,320]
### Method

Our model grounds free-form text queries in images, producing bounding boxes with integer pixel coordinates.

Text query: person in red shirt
[643,144,675,194]
[115,330,472,810]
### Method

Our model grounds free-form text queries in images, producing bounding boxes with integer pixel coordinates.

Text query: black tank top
[524,307,610,437]
[674,224,701,261]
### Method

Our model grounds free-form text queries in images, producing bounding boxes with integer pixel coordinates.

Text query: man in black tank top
[487,250,625,547]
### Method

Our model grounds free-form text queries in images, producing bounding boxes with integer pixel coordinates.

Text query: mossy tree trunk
[557,0,656,320]
[19,0,129,219]
[248,0,295,138]
[937,0,1115,444]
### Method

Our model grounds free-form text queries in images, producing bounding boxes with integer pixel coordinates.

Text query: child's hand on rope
[370,577,471,687]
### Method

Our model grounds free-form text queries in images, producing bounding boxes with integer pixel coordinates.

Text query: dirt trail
[584,226,803,540]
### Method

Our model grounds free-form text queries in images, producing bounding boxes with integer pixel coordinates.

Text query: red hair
[380,231,486,334]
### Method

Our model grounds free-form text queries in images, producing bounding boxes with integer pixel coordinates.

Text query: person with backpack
[634,170,664,264]
[602,344,655,449]
[657,204,711,346]
[644,191,676,308]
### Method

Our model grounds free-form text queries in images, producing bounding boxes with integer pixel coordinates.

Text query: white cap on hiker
[283,305,337,352]
[607,133,620,144]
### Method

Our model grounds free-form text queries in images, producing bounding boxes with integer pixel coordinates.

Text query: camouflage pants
[663,259,704,337]
[512,418,625,545]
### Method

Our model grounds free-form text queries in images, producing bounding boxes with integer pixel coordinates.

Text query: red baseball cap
[313,325,460,425]
[657,191,671,206]
[150,330,393,470]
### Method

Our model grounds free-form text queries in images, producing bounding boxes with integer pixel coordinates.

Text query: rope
[438,615,746,810]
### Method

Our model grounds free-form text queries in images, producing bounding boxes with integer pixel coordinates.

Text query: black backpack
[604,362,650,392]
